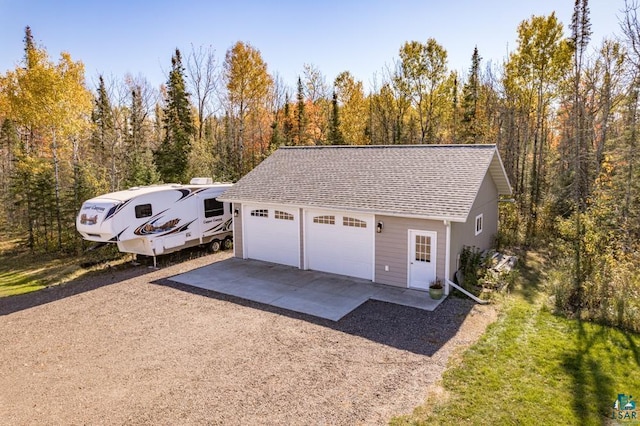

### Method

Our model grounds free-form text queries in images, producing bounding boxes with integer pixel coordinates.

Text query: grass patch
[392,251,640,425]
[0,233,218,298]
[0,236,127,298]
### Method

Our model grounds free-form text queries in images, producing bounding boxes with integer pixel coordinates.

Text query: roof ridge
[279,144,497,150]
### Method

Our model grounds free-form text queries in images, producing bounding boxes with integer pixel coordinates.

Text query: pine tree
[123,87,158,187]
[91,75,115,188]
[0,119,20,228]
[569,0,592,310]
[461,47,481,143]
[154,49,194,183]
[23,26,36,70]
[327,91,344,144]
[296,77,307,145]
[282,93,294,146]
[571,0,592,211]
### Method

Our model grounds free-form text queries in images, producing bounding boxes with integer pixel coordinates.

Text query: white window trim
[475,213,483,236]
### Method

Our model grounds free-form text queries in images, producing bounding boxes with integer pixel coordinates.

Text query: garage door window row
[275,210,294,220]
[313,215,335,224]
[251,209,268,217]
[343,217,366,228]
[312,215,368,229]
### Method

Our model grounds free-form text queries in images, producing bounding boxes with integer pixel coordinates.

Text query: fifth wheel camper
[76,178,233,264]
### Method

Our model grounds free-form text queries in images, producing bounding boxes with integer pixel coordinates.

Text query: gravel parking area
[0,252,496,425]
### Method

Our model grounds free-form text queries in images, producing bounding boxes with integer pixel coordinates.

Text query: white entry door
[408,230,437,290]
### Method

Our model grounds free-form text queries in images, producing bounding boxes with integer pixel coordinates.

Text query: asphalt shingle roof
[219,145,511,222]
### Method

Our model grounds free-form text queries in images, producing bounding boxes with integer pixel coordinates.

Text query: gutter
[216,199,467,223]
[446,279,488,305]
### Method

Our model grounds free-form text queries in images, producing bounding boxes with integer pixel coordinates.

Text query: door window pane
[415,235,431,262]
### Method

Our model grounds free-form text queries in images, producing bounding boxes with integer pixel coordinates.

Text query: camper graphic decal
[105,199,130,220]
[79,202,109,225]
[176,187,209,202]
[162,220,196,235]
[109,228,128,242]
[204,218,233,234]
[78,200,127,226]
[135,218,181,235]
[80,214,98,225]
[176,189,191,201]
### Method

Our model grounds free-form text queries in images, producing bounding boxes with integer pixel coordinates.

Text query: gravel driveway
[0,252,496,425]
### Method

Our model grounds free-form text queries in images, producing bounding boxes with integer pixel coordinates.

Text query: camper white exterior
[76,182,233,257]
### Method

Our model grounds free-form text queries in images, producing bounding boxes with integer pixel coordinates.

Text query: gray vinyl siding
[232,203,243,258]
[374,215,446,288]
[450,171,499,277]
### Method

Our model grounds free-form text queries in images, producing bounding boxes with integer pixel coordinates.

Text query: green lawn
[0,236,123,297]
[0,248,81,297]
[392,252,640,425]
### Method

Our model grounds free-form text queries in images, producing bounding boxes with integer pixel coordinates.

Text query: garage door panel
[305,210,373,280]
[244,205,299,267]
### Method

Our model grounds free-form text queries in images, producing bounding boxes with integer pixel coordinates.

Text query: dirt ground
[0,251,497,425]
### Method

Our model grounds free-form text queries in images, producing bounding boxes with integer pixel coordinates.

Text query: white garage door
[243,204,299,267]
[305,209,374,280]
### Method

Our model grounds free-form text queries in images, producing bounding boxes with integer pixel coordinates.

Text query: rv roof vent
[190,177,213,185]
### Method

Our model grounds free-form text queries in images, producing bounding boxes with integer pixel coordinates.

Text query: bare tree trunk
[52,129,62,250]
[623,83,638,250]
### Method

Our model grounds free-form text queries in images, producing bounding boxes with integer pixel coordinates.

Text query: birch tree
[506,13,572,239]
[223,41,273,176]
[395,38,449,143]
[334,71,368,145]
[3,27,92,251]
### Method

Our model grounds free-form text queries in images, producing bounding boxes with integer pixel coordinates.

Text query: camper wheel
[223,237,233,250]
[210,239,221,253]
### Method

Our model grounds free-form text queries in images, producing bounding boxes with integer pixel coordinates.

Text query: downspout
[444,219,488,305]
[447,279,488,304]
[444,220,451,296]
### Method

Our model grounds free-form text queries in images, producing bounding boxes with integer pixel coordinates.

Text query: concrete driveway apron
[170,257,445,321]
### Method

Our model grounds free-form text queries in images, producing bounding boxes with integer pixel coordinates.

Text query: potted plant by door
[429,278,444,300]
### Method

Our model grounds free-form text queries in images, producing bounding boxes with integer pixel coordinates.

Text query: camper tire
[223,237,233,250]
[210,240,221,253]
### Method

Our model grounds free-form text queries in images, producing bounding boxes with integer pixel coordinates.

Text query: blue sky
[0,1,624,92]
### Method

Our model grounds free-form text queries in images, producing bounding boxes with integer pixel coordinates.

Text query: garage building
[218,144,511,296]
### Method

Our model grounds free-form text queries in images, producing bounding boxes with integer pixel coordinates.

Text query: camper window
[204,198,224,218]
[135,204,152,218]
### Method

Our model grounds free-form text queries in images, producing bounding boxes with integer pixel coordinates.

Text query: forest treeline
[0,0,638,331]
